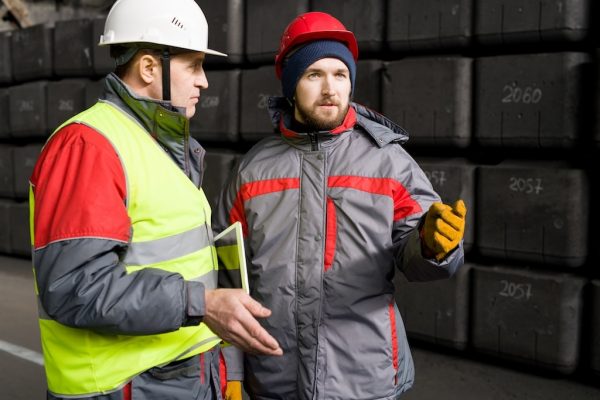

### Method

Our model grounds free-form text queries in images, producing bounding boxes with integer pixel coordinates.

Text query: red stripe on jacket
[328,176,422,221]
[219,351,227,397]
[389,301,399,383]
[324,197,337,271]
[30,123,130,248]
[229,178,301,236]
[122,382,132,400]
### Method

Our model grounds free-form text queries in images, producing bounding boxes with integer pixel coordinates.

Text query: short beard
[295,102,349,131]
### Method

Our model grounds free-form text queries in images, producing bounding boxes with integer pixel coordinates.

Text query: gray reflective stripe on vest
[49,382,129,399]
[191,270,218,291]
[172,336,220,363]
[123,224,211,266]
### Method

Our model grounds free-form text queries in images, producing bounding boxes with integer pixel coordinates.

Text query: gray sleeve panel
[399,228,464,282]
[390,158,440,255]
[221,345,244,381]
[34,238,189,335]
[212,157,241,236]
[391,151,464,281]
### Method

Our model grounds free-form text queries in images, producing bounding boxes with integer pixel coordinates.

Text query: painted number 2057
[508,177,543,195]
[499,280,532,301]
[424,170,447,187]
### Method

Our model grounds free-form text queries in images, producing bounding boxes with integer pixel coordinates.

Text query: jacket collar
[352,103,409,146]
[101,73,203,184]
[267,96,409,148]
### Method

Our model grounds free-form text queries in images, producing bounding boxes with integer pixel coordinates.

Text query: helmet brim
[99,39,228,58]
[275,30,358,78]
[203,48,228,57]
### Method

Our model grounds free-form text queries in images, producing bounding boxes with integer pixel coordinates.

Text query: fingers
[203,289,282,356]
[432,231,456,254]
[430,200,466,219]
[235,306,282,355]
[225,322,282,356]
[433,218,459,242]
[237,296,282,354]
[433,199,466,233]
[439,207,465,232]
[241,295,272,319]
[428,202,450,217]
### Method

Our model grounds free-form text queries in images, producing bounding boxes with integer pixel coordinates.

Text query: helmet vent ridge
[171,17,185,29]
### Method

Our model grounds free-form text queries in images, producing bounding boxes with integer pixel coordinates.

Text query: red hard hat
[274,11,359,79]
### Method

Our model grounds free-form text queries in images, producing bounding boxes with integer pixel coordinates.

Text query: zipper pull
[309,133,318,151]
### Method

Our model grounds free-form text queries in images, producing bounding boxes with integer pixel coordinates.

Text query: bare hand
[204,289,282,356]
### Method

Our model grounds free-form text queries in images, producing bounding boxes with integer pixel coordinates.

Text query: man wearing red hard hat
[215,11,466,399]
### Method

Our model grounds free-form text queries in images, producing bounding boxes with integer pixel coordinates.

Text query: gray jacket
[214,99,464,400]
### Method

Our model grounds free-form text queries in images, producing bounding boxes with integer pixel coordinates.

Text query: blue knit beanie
[281,40,356,101]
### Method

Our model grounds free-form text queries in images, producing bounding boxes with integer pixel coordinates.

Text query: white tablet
[214,221,249,294]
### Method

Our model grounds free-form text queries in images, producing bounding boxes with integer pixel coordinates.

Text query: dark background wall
[1,0,599,396]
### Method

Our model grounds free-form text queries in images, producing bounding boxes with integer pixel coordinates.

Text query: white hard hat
[98,0,226,57]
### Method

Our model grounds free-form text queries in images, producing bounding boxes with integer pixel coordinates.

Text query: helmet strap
[160,49,171,101]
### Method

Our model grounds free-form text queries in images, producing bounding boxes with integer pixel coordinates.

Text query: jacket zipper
[183,134,191,178]
[309,133,319,151]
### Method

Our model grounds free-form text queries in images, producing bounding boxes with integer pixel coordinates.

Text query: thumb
[451,199,467,218]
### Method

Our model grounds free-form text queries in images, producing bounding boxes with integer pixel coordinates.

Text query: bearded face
[293,58,351,131]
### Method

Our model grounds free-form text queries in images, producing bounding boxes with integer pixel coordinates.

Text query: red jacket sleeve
[31,123,201,334]
[31,123,130,248]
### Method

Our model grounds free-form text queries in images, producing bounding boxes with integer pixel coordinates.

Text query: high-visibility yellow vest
[30,101,220,397]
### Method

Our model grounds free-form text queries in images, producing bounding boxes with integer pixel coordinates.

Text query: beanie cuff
[281,40,356,100]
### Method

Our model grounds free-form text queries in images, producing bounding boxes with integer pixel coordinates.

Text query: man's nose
[322,76,334,95]
[196,70,209,89]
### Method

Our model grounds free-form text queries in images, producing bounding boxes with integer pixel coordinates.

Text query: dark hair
[110,45,163,78]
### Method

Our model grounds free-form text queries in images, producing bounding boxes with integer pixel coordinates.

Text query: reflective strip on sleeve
[123,224,211,266]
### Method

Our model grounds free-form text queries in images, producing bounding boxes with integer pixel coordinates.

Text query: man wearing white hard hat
[28,0,280,399]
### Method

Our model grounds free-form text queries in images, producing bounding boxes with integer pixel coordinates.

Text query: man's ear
[138,53,159,84]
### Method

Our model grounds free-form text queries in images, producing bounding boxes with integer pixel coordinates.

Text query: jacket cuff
[401,229,463,281]
[183,281,205,326]
[221,345,244,380]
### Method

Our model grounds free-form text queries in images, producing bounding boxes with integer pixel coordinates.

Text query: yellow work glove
[421,199,467,261]
[225,380,242,400]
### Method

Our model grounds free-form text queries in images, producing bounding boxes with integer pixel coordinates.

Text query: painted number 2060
[502,84,542,104]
